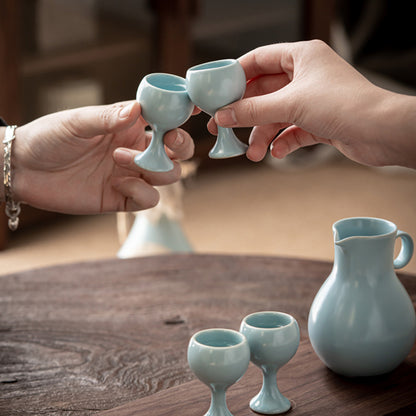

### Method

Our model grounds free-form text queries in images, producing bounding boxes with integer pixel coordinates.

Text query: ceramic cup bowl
[186,59,248,159]
[134,73,193,172]
[188,328,250,416]
[240,311,300,415]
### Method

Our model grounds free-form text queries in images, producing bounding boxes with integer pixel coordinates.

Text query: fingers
[212,41,315,129]
[206,72,290,134]
[113,147,182,186]
[164,128,195,160]
[238,43,296,80]
[62,101,142,138]
[112,177,160,211]
[133,128,194,160]
[207,117,291,162]
[192,106,202,116]
[111,125,193,212]
[213,47,296,128]
[207,117,218,135]
[245,73,290,98]
[246,123,290,162]
[270,126,328,159]
[215,88,296,128]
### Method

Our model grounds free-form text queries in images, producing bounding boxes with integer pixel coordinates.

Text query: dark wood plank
[0,0,20,124]
[149,0,199,76]
[99,340,416,416]
[0,254,415,415]
[302,0,335,43]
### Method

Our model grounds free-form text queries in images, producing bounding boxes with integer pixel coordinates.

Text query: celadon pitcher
[308,217,415,377]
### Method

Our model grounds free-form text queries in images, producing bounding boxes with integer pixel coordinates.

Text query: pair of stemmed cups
[187,311,300,416]
[134,59,249,172]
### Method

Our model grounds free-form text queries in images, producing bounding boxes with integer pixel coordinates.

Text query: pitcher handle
[394,230,414,269]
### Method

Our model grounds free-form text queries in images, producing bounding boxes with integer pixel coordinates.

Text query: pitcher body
[308,217,415,377]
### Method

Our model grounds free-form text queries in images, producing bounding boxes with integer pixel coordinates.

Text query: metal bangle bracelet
[3,125,21,230]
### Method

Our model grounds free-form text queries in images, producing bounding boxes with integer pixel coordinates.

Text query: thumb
[62,101,141,138]
[214,90,294,128]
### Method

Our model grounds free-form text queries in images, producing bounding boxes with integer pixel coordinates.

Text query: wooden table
[1,254,415,415]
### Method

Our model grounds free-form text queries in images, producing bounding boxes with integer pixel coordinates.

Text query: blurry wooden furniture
[303,0,335,44]
[0,254,415,414]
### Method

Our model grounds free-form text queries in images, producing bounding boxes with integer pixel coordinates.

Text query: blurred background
[0,0,415,274]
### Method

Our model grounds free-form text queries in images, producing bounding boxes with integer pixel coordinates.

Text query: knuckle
[100,104,119,131]
[287,99,301,125]
[308,39,329,53]
[240,99,258,125]
[147,190,160,208]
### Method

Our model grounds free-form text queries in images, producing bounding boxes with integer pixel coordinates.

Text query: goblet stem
[134,128,174,172]
[209,126,248,159]
[250,367,291,415]
[207,386,233,416]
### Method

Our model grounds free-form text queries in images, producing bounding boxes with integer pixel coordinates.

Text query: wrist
[0,126,5,202]
[376,91,416,169]
[2,125,22,230]
[12,126,26,203]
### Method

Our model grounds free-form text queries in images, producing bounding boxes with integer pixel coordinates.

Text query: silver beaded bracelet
[3,125,21,230]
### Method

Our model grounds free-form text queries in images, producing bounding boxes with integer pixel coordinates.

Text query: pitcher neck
[334,237,395,276]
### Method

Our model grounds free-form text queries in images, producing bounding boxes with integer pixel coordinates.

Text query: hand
[12,101,195,214]
[210,40,416,168]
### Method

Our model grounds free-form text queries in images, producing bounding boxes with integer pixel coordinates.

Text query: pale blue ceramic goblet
[240,311,300,415]
[186,59,248,159]
[188,328,250,416]
[134,73,193,172]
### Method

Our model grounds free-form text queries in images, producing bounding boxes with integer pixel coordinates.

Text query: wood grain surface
[0,254,415,415]
[99,341,416,416]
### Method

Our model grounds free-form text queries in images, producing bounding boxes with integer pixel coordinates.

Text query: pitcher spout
[333,220,360,249]
[332,217,400,275]
[333,217,397,246]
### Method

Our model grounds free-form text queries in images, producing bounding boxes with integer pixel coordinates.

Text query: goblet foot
[250,369,291,415]
[205,407,233,416]
[134,130,174,172]
[209,126,248,159]
[205,394,234,416]
[249,389,291,415]
[134,151,174,172]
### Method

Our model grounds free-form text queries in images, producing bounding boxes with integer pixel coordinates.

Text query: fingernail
[114,148,132,165]
[119,102,134,119]
[173,130,185,147]
[215,107,237,126]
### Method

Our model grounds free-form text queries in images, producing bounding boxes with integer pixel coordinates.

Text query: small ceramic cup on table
[187,328,250,416]
[240,311,300,415]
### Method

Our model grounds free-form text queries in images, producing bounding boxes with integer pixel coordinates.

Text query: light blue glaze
[186,59,248,159]
[240,311,300,414]
[134,73,193,172]
[188,328,250,416]
[308,217,416,377]
[117,213,192,258]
